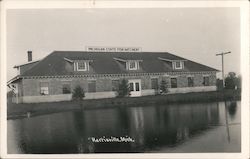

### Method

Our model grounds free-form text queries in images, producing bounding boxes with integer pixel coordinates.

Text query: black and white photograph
[0,0,249,159]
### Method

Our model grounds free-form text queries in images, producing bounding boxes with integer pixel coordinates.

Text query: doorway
[128,79,142,97]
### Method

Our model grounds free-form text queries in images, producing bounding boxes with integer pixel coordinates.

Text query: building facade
[8,51,218,103]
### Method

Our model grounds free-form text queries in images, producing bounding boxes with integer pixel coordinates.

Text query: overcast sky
[7,8,240,80]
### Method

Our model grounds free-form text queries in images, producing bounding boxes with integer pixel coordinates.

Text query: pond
[7,100,241,153]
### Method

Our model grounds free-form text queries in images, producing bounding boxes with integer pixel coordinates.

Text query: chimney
[27,51,32,62]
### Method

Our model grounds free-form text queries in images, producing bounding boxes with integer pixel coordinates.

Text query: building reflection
[223,100,238,143]
[124,102,220,151]
[72,111,95,153]
[8,112,81,153]
[127,107,146,150]
[226,101,237,118]
[76,108,133,153]
[8,101,229,154]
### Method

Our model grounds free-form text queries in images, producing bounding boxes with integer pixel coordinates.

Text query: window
[40,82,49,95]
[151,78,158,90]
[176,61,181,68]
[62,83,71,94]
[171,78,177,88]
[129,83,134,91]
[174,61,183,70]
[188,77,194,87]
[111,80,119,91]
[88,80,96,92]
[129,61,136,69]
[76,61,87,71]
[128,61,139,70]
[203,76,209,86]
[135,83,140,91]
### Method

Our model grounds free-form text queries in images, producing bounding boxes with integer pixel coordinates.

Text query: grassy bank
[7,89,241,120]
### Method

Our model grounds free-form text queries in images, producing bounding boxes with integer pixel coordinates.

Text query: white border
[0,1,249,159]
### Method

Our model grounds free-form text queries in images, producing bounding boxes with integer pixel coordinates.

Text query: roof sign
[86,46,141,52]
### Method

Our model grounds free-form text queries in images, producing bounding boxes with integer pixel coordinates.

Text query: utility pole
[216,51,231,87]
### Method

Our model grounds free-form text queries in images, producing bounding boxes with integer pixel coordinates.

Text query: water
[7,101,241,154]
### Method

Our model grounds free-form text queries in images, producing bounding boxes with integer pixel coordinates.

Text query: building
[7,51,218,103]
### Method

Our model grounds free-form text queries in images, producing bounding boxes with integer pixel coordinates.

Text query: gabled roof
[20,51,218,77]
[13,60,41,68]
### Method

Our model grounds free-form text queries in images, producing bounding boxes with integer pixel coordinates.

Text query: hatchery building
[8,51,218,103]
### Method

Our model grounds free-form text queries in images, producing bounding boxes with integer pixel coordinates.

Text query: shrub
[225,72,237,90]
[160,80,168,94]
[117,79,130,97]
[72,85,85,101]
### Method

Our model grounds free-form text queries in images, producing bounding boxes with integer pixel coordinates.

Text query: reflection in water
[73,111,95,153]
[227,101,237,118]
[224,101,230,143]
[7,101,241,154]
[129,107,145,150]
[224,100,238,143]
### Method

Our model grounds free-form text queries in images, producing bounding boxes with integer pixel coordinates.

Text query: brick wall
[167,73,217,88]
[71,78,88,92]
[96,79,112,92]
[209,73,217,86]
[23,79,40,96]
[177,75,188,87]
[194,74,203,86]
[21,72,217,97]
[23,78,84,96]
[141,76,151,90]
[50,79,64,95]
[17,80,23,97]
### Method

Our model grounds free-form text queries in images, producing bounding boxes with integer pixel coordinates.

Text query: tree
[224,72,237,90]
[72,85,85,101]
[160,80,168,94]
[117,79,130,97]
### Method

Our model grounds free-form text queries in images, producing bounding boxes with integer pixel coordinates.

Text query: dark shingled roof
[21,51,218,77]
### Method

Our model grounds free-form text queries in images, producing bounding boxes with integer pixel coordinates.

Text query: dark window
[175,61,181,68]
[151,78,158,90]
[203,76,209,86]
[135,82,140,91]
[128,61,139,70]
[188,77,194,87]
[77,61,87,71]
[171,78,177,88]
[129,61,136,69]
[129,83,134,91]
[88,81,96,92]
[62,84,71,94]
[174,61,183,69]
[112,80,119,91]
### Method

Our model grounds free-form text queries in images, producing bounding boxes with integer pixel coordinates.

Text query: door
[128,79,141,97]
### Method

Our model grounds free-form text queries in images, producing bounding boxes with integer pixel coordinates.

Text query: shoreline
[7,90,241,120]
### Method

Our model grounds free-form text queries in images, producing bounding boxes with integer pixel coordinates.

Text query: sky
[6,8,240,81]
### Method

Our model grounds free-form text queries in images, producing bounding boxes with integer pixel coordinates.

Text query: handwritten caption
[88,136,135,143]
